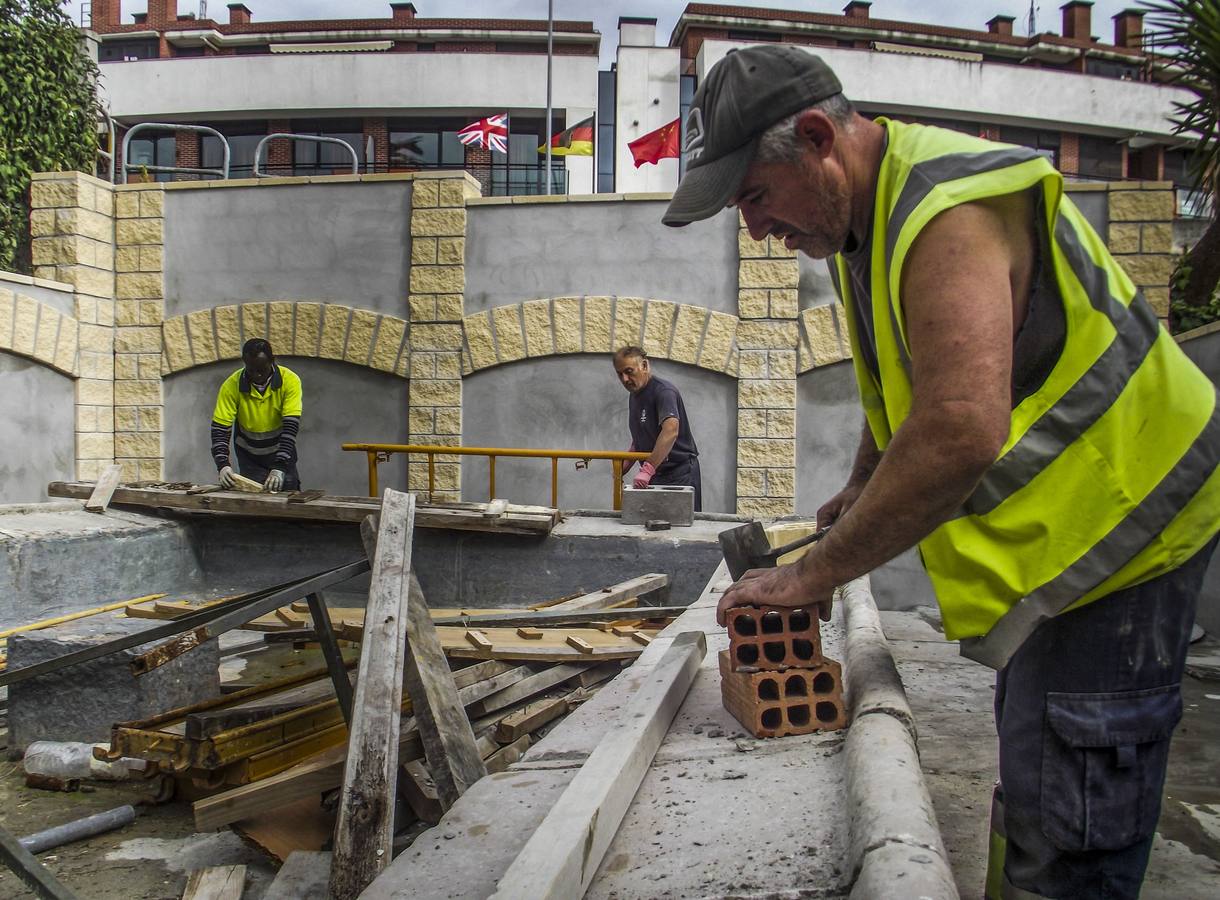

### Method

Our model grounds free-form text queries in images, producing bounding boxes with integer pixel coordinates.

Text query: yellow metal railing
[341,443,651,510]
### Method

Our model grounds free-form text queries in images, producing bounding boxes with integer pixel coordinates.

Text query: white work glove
[218,466,237,489]
[264,469,285,493]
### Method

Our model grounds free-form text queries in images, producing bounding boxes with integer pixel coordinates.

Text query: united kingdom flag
[457,114,509,154]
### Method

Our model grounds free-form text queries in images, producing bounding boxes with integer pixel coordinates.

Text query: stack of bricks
[1104,182,1176,325]
[736,215,798,518]
[720,604,848,738]
[406,173,481,501]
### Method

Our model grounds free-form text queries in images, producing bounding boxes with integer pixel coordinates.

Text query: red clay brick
[719,651,847,738]
[725,604,823,671]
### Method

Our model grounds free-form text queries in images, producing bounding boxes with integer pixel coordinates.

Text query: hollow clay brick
[719,650,847,738]
[725,604,823,671]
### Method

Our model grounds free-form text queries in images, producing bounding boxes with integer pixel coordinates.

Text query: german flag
[539,115,594,156]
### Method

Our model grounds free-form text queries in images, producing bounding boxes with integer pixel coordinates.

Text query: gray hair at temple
[755,94,857,165]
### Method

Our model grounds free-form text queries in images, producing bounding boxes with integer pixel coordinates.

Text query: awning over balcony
[871,41,983,63]
[269,41,394,54]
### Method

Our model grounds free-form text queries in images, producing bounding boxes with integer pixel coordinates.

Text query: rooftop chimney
[1061,1,1093,40]
[1112,9,1144,48]
[131,11,147,25]
[619,16,658,48]
[90,0,121,28]
[987,15,1015,36]
[843,1,871,19]
[228,3,252,25]
[147,0,178,28]
[390,2,417,22]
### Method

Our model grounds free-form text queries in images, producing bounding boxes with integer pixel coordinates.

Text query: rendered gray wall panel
[797,255,841,310]
[465,202,739,315]
[1066,189,1107,238]
[1178,328,1220,635]
[795,360,937,611]
[162,182,413,318]
[0,355,75,502]
[162,357,409,496]
[1,280,75,317]
[460,355,736,513]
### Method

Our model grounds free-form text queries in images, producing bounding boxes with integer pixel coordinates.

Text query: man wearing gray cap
[672,44,1219,900]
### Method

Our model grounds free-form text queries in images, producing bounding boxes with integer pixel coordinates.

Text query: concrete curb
[841,575,959,899]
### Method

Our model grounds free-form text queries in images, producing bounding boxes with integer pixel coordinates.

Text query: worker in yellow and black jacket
[664,46,1220,900]
[210,338,303,492]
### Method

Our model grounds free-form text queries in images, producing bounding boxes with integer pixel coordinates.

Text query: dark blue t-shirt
[628,375,699,478]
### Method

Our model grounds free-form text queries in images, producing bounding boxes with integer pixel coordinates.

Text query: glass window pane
[441,132,464,166]
[390,132,438,167]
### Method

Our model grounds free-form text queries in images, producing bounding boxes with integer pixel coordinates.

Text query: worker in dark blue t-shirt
[613,345,702,511]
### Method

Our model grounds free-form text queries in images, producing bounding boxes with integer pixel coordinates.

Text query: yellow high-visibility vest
[834,119,1220,668]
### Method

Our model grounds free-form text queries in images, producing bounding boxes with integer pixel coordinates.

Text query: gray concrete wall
[1178,327,1220,635]
[797,255,841,310]
[1066,187,1108,238]
[464,201,740,315]
[162,357,409,496]
[163,182,413,318]
[460,355,736,513]
[0,355,76,503]
[0,277,75,316]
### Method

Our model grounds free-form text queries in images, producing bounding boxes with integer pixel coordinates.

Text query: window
[1085,58,1139,80]
[598,70,616,193]
[999,126,1060,167]
[1078,135,1123,180]
[200,122,267,179]
[100,39,158,62]
[126,131,175,182]
[235,44,270,55]
[388,125,464,169]
[173,45,204,58]
[291,119,366,175]
[492,129,562,197]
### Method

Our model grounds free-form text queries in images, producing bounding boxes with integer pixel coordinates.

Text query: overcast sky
[62,0,1148,67]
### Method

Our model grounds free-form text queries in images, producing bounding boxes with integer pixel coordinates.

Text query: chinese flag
[628,118,680,168]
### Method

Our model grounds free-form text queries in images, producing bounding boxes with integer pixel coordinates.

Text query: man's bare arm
[647,417,680,470]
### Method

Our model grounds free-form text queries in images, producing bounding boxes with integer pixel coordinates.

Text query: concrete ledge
[841,577,917,736]
[0,271,75,293]
[1177,319,1220,343]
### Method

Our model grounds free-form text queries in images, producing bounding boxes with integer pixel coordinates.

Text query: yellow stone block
[437,179,471,208]
[769,350,797,379]
[115,217,162,246]
[0,289,13,347]
[1143,286,1170,317]
[411,238,438,265]
[464,311,497,370]
[583,296,613,353]
[370,316,407,372]
[492,305,525,361]
[523,298,554,357]
[737,467,767,497]
[161,317,189,372]
[30,180,76,209]
[137,353,161,380]
[33,307,60,363]
[112,323,158,356]
[116,272,163,300]
[29,210,55,238]
[319,304,351,359]
[737,228,769,260]
[738,408,767,438]
[114,353,138,380]
[77,378,114,406]
[737,321,798,350]
[1107,223,1141,255]
[435,407,462,435]
[436,352,461,378]
[54,321,78,373]
[408,352,436,379]
[294,302,321,355]
[139,190,164,218]
[436,294,464,321]
[115,432,162,459]
[138,299,162,326]
[186,309,217,363]
[94,187,113,217]
[739,259,798,290]
[739,379,796,409]
[767,236,797,259]
[268,301,294,355]
[74,209,113,243]
[408,408,435,435]
[643,299,676,358]
[410,208,466,237]
[412,179,440,208]
[738,350,768,379]
[409,296,436,321]
[137,459,164,481]
[698,311,737,370]
[78,322,112,353]
[411,378,461,407]
[12,294,39,355]
[139,245,163,272]
[66,265,114,299]
[1117,254,1175,288]
[1108,189,1175,222]
[801,305,846,367]
[117,460,139,482]
[139,406,163,433]
[437,237,465,265]
[612,296,645,349]
[737,496,796,518]
[78,406,99,433]
[412,323,464,352]
[738,289,769,319]
[345,309,378,364]
[552,296,582,354]
[242,302,268,339]
[1141,223,1173,254]
[115,192,141,219]
[769,289,799,319]
[77,432,115,460]
[738,438,795,469]
[669,304,706,365]
[212,305,240,358]
[410,265,464,295]
[115,246,140,273]
[768,408,795,438]
[767,468,795,497]
[114,379,161,406]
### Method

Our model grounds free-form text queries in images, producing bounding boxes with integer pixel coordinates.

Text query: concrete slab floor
[884,609,1220,898]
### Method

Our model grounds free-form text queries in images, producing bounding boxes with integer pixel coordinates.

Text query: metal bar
[121,122,229,184]
[489,455,496,500]
[427,454,436,501]
[367,450,379,497]
[305,591,354,726]
[612,459,623,511]
[0,562,366,689]
[545,0,553,196]
[0,823,76,899]
[20,806,136,855]
[130,560,371,676]
[253,133,359,178]
[551,457,559,509]
[343,443,649,463]
[0,593,164,640]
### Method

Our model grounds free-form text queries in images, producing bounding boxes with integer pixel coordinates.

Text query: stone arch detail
[461,297,741,377]
[160,301,410,377]
[796,302,853,374]
[0,289,80,377]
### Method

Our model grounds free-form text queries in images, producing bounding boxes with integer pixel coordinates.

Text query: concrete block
[435,293,464,322]
[7,617,220,749]
[738,289,770,319]
[269,301,295,355]
[435,351,461,379]
[726,604,823,670]
[463,311,497,370]
[318,304,350,359]
[643,299,677,358]
[370,316,407,372]
[344,308,377,365]
[492,305,525,361]
[669,304,706,364]
[523,298,553,356]
[612,296,644,348]
[739,259,798,290]
[697,311,736,370]
[213,305,241,358]
[1108,223,1141,255]
[719,650,847,738]
[411,236,438,265]
[294,302,321,355]
[621,484,695,527]
[552,296,582,354]
[437,237,465,265]
[583,296,613,352]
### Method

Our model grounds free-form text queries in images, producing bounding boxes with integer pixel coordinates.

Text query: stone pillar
[1106,182,1176,325]
[736,217,799,518]
[29,172,117,481]
[406,173,481,501]
[113,184,166,482]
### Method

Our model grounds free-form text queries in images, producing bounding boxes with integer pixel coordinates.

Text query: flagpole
[545,0,553,195]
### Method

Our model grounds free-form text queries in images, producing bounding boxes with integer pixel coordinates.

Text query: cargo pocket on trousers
[1041,684,1181,852]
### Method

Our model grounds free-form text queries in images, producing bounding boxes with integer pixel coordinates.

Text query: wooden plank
[483,498,508,518]
[84,464,123,513]
[484,735,531,774]
[515,627,543,640]
[399,759,443,824]
[234,796,334,862]
[465,630,493,651]
[230,472,265,493]
[329,491,416,900]
[47,482,556,534]
[544,574,669,611]
[489,631,706,900]
[467,662,597,718]
[565,635,595,654]
[182,864,245,900]
[494,695,571,744]
[262,851,331,900]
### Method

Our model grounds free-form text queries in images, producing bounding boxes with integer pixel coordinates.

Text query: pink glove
[633,461,656,489]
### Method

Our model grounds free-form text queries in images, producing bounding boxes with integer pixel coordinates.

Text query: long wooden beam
[544,574,669,610]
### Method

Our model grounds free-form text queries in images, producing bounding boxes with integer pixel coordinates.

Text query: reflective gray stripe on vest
[235,434,281,456]
[962,398,1220,670]
[960,219,1161,518]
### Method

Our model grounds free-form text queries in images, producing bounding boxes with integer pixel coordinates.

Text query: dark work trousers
[653,456,702,511]
[235,446,301,491]
[992,535,1218,899]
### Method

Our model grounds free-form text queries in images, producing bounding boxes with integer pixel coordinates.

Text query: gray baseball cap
[663,45,842,227]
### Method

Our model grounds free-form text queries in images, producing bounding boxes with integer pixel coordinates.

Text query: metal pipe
[367,451,379,498]
[551,457,559,508]
[489,455,496,500]
[343,443,649,463]
[612,459,623,511]
[427,455,436,500]
[545,0,553,195]
[252,133,359,178]
[20,806,136,855]
[120,122,229,184]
